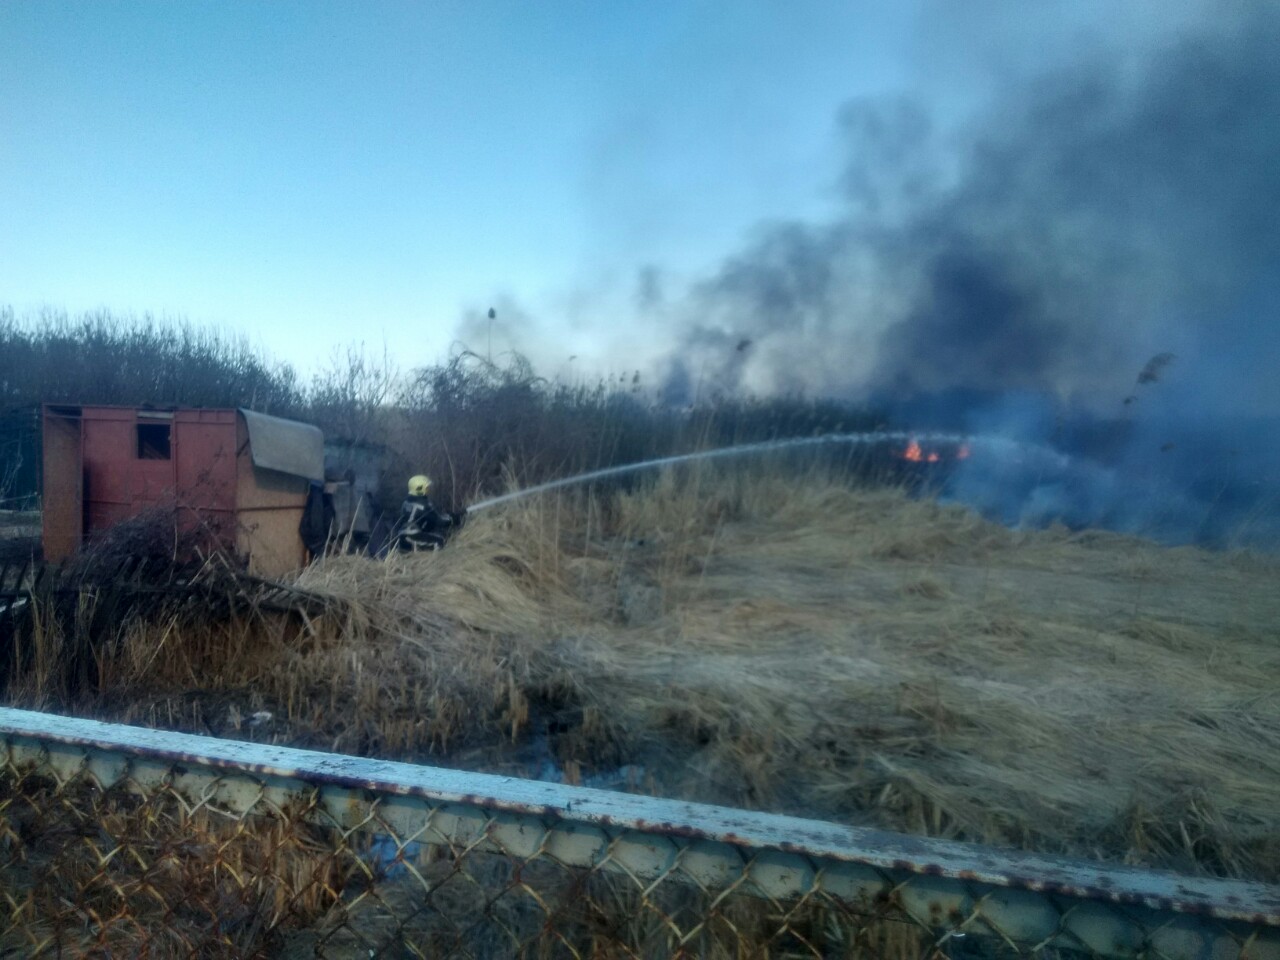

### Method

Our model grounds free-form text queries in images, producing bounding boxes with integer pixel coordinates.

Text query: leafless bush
[60,501,217,586]
[392,348,884,507]
[0,307,301,413]
[1,308,883,518]
[305,342,398,447]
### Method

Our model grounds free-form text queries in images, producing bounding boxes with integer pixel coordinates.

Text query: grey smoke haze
[646,5,1280,545]
[451,5,1279,543]
[665,7,1280,421]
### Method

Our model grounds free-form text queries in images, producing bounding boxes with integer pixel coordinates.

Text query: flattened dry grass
[15,464,1280,883]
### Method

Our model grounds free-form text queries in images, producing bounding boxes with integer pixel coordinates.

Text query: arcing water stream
[466,430,989,513]
[462,422,1272,556]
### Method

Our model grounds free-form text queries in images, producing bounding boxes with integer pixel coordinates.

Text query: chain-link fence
[1,707,1276,959]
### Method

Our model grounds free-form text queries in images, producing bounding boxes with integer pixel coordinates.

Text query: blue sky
[1,1,1202,377]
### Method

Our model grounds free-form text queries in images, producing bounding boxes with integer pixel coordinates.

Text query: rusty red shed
[42,405,323,577]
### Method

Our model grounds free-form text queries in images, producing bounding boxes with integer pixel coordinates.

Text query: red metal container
[42,405,323,577]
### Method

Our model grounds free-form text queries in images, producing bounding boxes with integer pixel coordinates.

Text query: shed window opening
[137,423,172,460]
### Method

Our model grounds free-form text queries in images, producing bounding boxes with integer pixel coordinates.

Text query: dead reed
[7,461,1279,883]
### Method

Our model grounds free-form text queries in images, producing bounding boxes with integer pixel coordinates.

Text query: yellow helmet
[407,474,431,496]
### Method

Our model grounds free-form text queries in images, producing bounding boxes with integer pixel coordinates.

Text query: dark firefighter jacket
[393,494,460,548]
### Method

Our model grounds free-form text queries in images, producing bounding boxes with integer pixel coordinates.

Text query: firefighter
[390,475,465,552]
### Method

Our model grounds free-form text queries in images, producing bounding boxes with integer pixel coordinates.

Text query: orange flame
[900,438,972,463]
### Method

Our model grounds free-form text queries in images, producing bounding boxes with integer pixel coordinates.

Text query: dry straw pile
[12,462,1280,883]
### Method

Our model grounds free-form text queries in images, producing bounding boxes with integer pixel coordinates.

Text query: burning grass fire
[899,437,971,464]
[4,462,1278,886]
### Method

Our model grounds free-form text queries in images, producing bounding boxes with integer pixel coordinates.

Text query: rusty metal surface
[79,406,148,537]
[40,405,82,562]
[1,705,1275,954]
[58,405,236,543]
[38,405,320,565]
[173,408,238,514]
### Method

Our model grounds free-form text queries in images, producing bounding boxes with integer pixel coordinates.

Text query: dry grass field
[10,463,1280,885]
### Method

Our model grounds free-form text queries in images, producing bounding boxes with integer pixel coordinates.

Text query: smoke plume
[661,7,1280,545]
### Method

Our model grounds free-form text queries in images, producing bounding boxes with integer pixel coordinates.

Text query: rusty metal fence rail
[1,707,1277,959]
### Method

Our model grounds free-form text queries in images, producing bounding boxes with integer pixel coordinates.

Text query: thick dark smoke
[662,8,1280,545]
